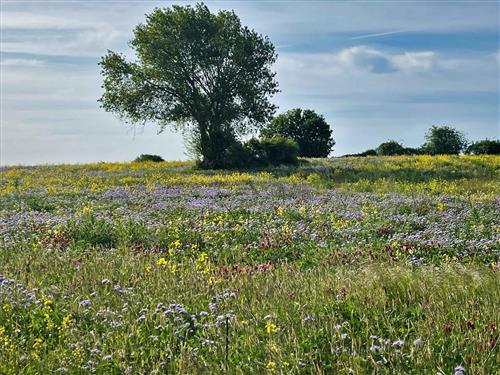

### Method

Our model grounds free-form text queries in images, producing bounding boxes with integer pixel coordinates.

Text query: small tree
[261,108,334,157]
[421,125,468,155]
[376,140,406,156]
[99,3,278,169]
[466,139,500,155]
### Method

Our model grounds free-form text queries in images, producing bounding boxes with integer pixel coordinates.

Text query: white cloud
[278,46,436,75]
[0,58,46,67]
[2,11,91,29]
[392,52,435,71]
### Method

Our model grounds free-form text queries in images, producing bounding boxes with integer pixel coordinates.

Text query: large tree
[99,3,279,168]
[261,108,334,157]
[421,125,468,155]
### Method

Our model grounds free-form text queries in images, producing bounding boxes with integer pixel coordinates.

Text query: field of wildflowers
[0,155,498,373]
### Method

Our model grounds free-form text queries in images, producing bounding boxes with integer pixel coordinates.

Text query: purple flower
[79,300,91,308]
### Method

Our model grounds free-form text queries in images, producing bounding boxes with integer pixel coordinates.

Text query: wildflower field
[0,155,499,374]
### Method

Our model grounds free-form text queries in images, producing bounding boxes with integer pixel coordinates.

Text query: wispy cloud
[0,58,46,67]
[2,11,91,30]
[350,29,409,40]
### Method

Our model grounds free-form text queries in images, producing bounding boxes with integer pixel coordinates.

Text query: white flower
[392,339,404,349]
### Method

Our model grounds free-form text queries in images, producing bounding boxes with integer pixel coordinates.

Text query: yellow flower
[32,338,43,350]
[61,313,73,330]
[157,257,168,266]
[198,252,208,263]
[265,321,278,334]
[145,265,152,273]
[266,361,276,371]
[277,207,284,216]
[282,361,290,368]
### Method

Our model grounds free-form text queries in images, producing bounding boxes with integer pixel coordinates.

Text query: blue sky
[1,1,499,165]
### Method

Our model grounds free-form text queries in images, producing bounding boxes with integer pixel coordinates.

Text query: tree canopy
[261,108,334,157]
[421,125,468,155]
[99,3,279,168]
[376,140,406,156]
[466,139,500,155]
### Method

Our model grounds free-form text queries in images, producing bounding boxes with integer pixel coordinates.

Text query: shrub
[342,149,377,157]
[223,141,258,169]
[213,137,299,169]
[259,136,299,165]
[421,125,468,155]
[262,108,334,157]
[359,149,377,156]
[403,147,422,155]
[377,141,406,156]
[134,154,164,162]
[466,139,500,155]
[243,138,268,166]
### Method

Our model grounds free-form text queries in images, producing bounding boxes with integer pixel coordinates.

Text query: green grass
[0,155,499,374]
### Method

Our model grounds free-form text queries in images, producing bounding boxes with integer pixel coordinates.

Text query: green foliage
[376,140,406,155]
[99,3,279,169]
[466,139,500,155]
[194,137,299,169]
[359,149,377,156]
[259,136,299,165]
[262,108,334,157]
[421,125,468,155]
[134,154,164,163]
[66,214,116,248]
[403,146,422,155]
[343,149,377,157]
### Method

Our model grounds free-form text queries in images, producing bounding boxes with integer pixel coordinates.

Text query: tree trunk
[198,121,236,169]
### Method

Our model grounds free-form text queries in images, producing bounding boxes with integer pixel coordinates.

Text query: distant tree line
[344,125,499,157]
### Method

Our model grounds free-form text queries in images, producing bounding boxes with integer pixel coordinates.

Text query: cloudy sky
[1,0,499,165]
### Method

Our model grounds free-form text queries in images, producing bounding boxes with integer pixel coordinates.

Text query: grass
[0,155,499,374]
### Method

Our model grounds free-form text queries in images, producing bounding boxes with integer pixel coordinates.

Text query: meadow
[0,155,498,374]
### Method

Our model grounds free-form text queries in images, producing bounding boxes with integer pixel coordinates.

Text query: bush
[222,141,258,169]
[243,138,268,166]
[466,139,500,155]
[217,137,299,169]
[376,141,406,156]
[421,125,468,155]
[134,154,164,162]
[342,149,377,157]
[403,147,422,155]
[262,108,334,157]
[359,149,377,156]
[260,136,299,165]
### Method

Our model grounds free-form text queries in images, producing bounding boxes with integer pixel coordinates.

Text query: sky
[1,0,499,165]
